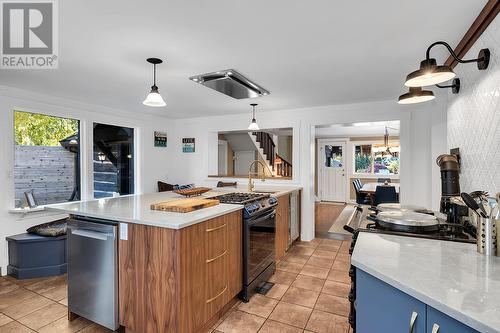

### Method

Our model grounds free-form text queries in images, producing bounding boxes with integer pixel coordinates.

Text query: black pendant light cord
[153,64,157,87]
[426,41,482,63]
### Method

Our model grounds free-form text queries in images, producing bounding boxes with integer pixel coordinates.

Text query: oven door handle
[247,210,276,225]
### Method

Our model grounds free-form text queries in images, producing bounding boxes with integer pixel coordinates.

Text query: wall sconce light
[404,41,489,87]
[398,78,461,104]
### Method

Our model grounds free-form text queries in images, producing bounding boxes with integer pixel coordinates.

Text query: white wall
[447,17,499,194]
[0,86,173,274]
[169,98,448,241]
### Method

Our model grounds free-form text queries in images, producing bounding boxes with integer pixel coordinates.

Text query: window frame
[352,139,400,177]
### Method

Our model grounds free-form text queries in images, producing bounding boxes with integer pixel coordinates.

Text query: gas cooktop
[213,192,270,205]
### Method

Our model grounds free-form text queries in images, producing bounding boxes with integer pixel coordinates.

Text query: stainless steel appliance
[67,217,119,330]
[212,192,278,302]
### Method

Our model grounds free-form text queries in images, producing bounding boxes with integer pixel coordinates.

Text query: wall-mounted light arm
[436,78,460,94]
[425,41,489,68]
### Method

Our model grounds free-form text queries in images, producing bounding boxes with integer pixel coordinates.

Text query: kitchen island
[352,232,500,333]
[47,191,244,333]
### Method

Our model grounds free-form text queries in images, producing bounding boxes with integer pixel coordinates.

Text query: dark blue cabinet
[356,268,479,333]
[356,269,426,333]
[427,307,479,333]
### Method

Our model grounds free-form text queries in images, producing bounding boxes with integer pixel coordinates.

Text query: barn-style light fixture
[97,152,106,162]
[143,58,167,107]
[398,78,461,104]
[404,41,490,87]
[398,87,435,104]
[248,103,260,131]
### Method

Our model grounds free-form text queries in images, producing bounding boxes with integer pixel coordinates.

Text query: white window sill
[8,206,46,214]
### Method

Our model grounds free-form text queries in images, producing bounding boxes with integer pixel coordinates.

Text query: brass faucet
[248,160,267,192]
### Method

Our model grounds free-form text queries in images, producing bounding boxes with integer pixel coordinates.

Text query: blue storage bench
[6,233,67,279]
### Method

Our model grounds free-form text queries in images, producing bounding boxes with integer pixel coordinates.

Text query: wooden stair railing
[274,154,292,177]
[253,132,275,171]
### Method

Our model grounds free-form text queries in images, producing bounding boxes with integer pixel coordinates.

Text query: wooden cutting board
[150,198,220,213]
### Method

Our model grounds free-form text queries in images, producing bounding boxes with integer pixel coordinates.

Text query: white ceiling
[0,0,487,118]
[315,121,400,138]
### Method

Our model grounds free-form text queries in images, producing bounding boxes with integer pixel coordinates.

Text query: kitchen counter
[352,232,500,333]
[204,185,302,198]
[46,191,243,229]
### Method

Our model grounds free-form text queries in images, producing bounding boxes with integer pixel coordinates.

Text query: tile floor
[211,238,353,333]
[0,237,352,333]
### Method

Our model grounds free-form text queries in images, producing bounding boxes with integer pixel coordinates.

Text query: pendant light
[248,103,260,131]
[143,58,166,107]
[404,41,490,87]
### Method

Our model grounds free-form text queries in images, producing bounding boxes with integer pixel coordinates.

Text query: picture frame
[182,138,195,153]
[24,191,38,208]
[154,131,167,147]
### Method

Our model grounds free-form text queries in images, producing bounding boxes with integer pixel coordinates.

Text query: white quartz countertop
[352,232,500,333]
[46,192,243,229]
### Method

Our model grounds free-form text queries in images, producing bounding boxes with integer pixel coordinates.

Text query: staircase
[250,132,292,178]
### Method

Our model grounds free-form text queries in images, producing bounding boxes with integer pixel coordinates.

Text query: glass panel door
[93,123,134,198]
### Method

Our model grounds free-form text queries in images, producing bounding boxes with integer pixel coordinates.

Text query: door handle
[409,311,418,333]
[71,229,111,241]
[431,323,440,333]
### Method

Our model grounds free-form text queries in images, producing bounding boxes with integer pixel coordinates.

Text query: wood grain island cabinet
[119,210,242,333]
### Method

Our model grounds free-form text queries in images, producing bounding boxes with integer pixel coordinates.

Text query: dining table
[359,182,400,205]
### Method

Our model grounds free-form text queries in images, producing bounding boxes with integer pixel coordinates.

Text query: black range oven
[212,192,278,302]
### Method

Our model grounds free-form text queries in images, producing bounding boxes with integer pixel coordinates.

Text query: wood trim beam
[445,0,500,68]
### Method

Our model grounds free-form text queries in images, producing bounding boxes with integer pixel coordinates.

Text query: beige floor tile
[320,239,342,246]
[0,313,13,327]
[268,302,312,329]
[293,241,319,249]
[299,265,330,279]
[331,260,350,272]
[311,250,336,259]
[24,275,66,294]
[38,316,92,333]
[41,285,67,301]
[269,270,297,285]
[258,319,303,333]
[2,294,54,319]
[288,246,315,256]
[314,294,349,317]
[339,242,351,253]
[265,284,289,300]
[238,294,278,318]
[276,261,304,274]
[291,275,325,292]
[322,281,350,298]
[316,244,341,252]
[0,288,37,311]
[282,254,310,265]
[78,323,114,333]
[0,280,20,296]
[216,310,265,333]
[58,298,68,306]
[281,287,319,308]
[334,254,350,264]
[306,256,334,269]
[17,303,67,330]
[0,321,34,332]
[4,276,48,289]
[327,269,351,284]
[306,310,349,333]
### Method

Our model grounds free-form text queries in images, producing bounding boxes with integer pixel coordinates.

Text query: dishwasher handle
[70,228,114,241]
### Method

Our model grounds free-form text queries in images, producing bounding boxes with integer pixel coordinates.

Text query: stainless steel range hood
[189,69,270,99]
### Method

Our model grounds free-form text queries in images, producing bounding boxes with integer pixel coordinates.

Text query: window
[324,145,343,168]
[14,111,80,207]
[354,142,400,175]
[93,123,134,198]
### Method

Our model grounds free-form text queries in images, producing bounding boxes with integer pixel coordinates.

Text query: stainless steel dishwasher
[67,217,119,330]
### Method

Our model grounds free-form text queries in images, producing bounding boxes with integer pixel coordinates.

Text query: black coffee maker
[436,154,465,222]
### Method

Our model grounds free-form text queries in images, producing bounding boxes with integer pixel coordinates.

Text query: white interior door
[234,151,255,176]
[318,141,346,202]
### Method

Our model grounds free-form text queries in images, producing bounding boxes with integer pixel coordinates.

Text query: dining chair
[377,178,391,183]
[353,180,370,205]
[374,186,398,205]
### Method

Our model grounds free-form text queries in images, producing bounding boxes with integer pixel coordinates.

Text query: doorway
[318,140,346,202]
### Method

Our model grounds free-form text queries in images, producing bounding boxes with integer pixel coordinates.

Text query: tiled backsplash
[447,17,499,195]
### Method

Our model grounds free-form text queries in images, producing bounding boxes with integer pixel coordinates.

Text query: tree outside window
[354,143,400,175]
